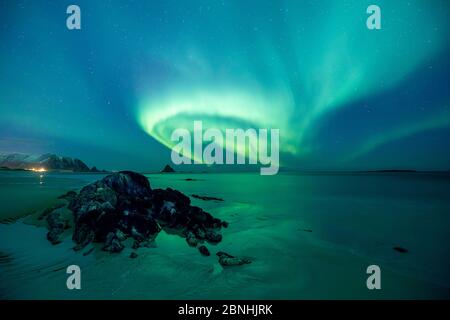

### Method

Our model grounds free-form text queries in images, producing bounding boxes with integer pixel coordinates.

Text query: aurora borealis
[1,0,450,171]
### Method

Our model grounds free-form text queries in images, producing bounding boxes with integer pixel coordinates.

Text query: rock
[186,231,199,247]
[151,188,190,218]
[132,240,140,250]
[82,247,95,256]
[39,202,65,220]
[132,238,157,249]
[151,189,224,237]
[194,227,206,239]
[198,245,210,256]
[73,224,95,251]
[102,231,124,253]
[101,170,152,199]
[46,210,66,245]
[130,252,138,259]
[60,171,225,255]
[68,171,155,249]
[46,229,63,245]
[141,239,157,248]
[216,251,251,266]
[393,246,408,253]
[221,221,229,228]
[161,164,175,173]
[205,229,222,244]
[191,194,224,202]
[115,229,128,241]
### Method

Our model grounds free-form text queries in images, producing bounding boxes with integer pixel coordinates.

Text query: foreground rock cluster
[43,171,249,266]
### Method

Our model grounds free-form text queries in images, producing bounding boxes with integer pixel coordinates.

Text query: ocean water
[1,171,450,299]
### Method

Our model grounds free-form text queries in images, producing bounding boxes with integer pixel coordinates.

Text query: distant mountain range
[0,153,105,172]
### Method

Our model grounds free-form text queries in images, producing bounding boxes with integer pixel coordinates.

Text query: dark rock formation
[0,251,13,264]
[68,171,156,249]
[82,247,95,256]
[38,202,65,220]
[185,231,199,247]
[161,164,175,173]
[102,231,125,253]
[198,245,210,256]
[217,251,251,266]
[46,211,66,245]
[130,252,138,259]
[150,188,225,244]
[65,171,226,253]
[393,246,408,253]
[191,194,224,202]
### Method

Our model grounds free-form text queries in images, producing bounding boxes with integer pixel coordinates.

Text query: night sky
[1,0,449,171]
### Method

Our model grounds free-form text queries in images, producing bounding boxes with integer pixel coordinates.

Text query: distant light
[29,167,47,172]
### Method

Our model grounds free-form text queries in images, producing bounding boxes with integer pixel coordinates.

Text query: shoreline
[1,171,450,299]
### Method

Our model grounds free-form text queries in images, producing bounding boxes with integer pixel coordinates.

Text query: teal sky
[1,0,450,171]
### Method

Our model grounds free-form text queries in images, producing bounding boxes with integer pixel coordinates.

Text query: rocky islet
[42,171,250,266]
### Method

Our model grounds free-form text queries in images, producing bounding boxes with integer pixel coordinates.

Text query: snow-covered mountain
[0,153,96,172]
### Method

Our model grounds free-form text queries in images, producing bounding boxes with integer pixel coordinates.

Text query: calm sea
[1,171,449,299]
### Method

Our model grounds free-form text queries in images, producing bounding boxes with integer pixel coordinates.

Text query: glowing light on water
[39,172,45,185]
